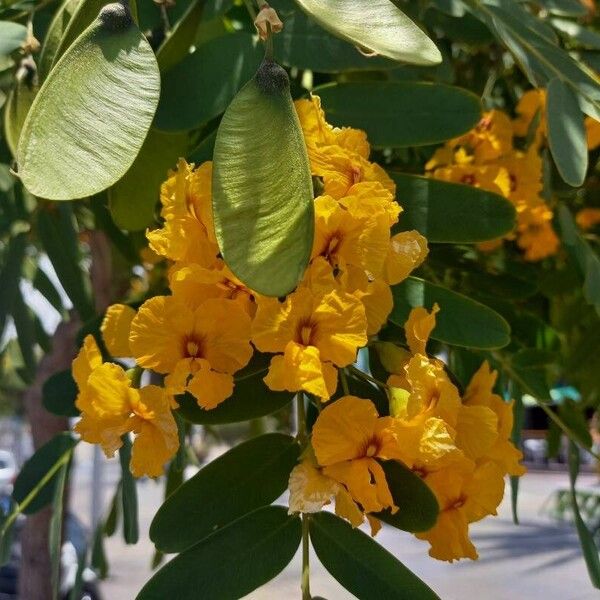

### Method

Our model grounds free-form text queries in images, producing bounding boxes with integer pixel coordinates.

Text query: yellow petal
[72,335,102,391]
[455,405,498,461]
[288,458,338,514]
[264,342,334,399]
[101,304,136,358]
[324,458,395,514]
[129,385,179,478]
[404,304,440,356]
[312,396,379,465]
[384,230,428,286]
[186,360,235,409]
[334,486,364,528]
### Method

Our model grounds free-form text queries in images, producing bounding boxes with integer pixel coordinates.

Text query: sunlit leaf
[547,77,587,187]
[316,82,481,147]
[292,0,441,65]
[390,172,515,242]
[390,277,511,349]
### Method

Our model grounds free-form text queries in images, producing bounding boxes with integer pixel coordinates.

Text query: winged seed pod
[212,59,314,297]
[17,1,160,201]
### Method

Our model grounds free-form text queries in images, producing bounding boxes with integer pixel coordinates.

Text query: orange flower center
[361,436,381,458]
[460,174,476,186]
[324,233,343,260]
[509,173,517,192]
[183,336,204,359]
[448,495,466,511]
[298,322,315,346]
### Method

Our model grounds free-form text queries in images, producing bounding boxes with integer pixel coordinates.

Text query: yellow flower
[497,149,543,204]
[295,96,395,199]
[516,202,560,261]
[252,286,367,399]
[168,261,255,315]
[464,362,526,476]
[302,258,392,337]
[404,304,440,355]
[452,111,514,163]
[288,449,381,535]
[339,181,401,228]
[383,230,428,286]
[312,194,391,277]
[430,163,511,197]
[393,354,462,428]
[312,396,403,514]
[146,159,219,268]
[576,207,600,230]
[101,304,136,357]
[129,296,253,409]
[73,336,179,478]
[416,458,505,561]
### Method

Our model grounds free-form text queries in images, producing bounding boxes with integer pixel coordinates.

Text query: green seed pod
[212,59,314,297]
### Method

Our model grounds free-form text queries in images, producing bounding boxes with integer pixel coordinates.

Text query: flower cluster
[425,102,560,261]
[289,304,525,562]
[71,96,427,476]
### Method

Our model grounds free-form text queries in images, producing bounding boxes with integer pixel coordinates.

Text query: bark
[18,319,77,600]
[19,231,113,599]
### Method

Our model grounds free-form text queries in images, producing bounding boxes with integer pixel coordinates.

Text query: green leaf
[375,461,439,532]
[568,440,600,589]
[38,0,80,79]
[212,60,314,296]
[119,435,139,544]
[91,524,109,579]
[13,432,77,514]
[547,77,588,187]
[390,277,511,349]
[310,512,440,600]
[551,18,600,49]
[11,288,37,380]
[273,0,397,72]
[541,0,587,16]
[18,3,160,201]
[390,172,515,242]
[150,433,300,552]
[49,460,69,600]
[2,79,38,158]
[42,369,79,417]
[139,506,301,600]
[32,266,63,314]
[0,233,26,338]
[156,32,262,131]
[558,204,600,316]
[293,0,441,65]
[0,21,27,56]
[316,82,481,147]
[156,0,205,72]
[177,357,293,424]
[109,128,190,231]
[36,205,95,320]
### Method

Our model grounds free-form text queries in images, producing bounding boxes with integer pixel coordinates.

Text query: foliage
[1,0,600,597]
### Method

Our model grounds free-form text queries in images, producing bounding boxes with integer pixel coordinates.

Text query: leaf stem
[340,368,350,396]
[349,365,389,390]
[301,514,311,600]
[492,352,600,461]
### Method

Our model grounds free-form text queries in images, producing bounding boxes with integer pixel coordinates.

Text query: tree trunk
[18,319,78,600]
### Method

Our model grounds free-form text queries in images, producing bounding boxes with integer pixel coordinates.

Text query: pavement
[69,443,600,600]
